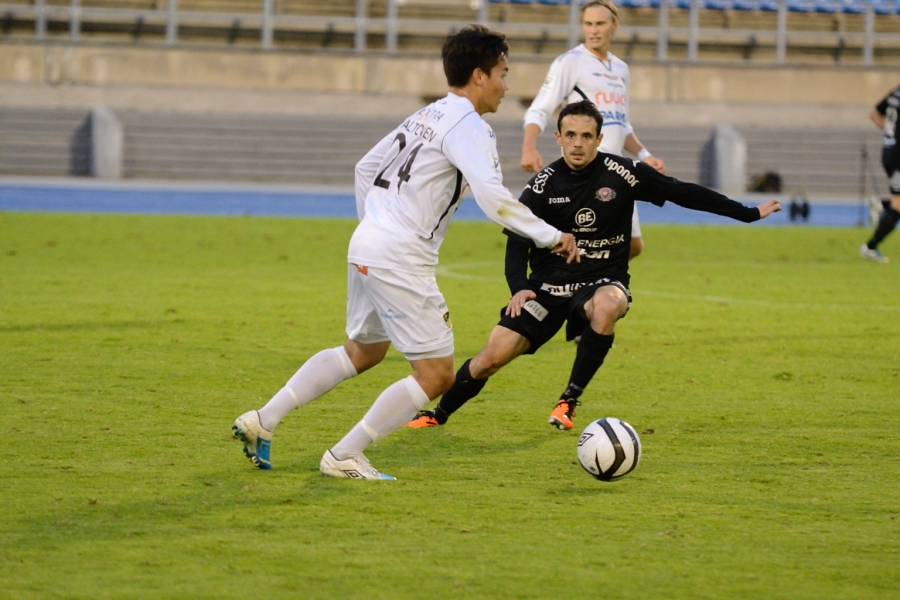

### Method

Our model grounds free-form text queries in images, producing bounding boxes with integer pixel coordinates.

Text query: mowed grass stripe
[1,212,898,599]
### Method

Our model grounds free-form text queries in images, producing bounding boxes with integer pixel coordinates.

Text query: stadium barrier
[0,0,898,64]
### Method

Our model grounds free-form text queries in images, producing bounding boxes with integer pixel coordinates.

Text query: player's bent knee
[344,339,389,373]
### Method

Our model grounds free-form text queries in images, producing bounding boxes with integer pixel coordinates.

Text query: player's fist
[552,232,580,264]
[521,146,543,173]
[756,199,782,218]
[643,155,666,175]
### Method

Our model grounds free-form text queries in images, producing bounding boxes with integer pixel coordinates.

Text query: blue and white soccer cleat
[860,243,889,264]
[319,449,396,480]
[232,411,273,470]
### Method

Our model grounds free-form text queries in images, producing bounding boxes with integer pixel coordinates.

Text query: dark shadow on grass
[0,320,179,334]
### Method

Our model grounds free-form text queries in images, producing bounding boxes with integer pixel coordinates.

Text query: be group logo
[575,208,596,227]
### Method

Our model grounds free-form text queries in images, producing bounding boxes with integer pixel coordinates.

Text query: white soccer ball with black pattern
[577,418,641,481]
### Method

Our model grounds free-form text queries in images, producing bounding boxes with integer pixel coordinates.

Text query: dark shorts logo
[596,187,616,202]
[575,208,596,227]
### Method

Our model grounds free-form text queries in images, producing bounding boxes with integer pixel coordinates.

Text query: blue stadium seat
[732,0,760,11]
[757,0,781,11]
[786,0,814,11]
[871,0,900,14]
[813,0,840,12]
[703,0,734,9]
[618,0,659,7]
[537,0,571,5]
[838,0,867,13]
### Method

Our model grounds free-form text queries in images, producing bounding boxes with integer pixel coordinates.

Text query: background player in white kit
[520,0,665,259]
[231,26,579,480]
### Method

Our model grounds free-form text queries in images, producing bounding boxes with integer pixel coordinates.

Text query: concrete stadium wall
[0,41,897,108]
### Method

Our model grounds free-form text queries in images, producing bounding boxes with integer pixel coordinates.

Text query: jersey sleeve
[504,234,533,295]
[523,53,577,133]
[633,161,760,223]
[354,130,397,221]
[443,116,562,249]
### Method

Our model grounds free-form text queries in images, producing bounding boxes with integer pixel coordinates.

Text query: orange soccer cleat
[406,410,441,428]
[548,399,581,431]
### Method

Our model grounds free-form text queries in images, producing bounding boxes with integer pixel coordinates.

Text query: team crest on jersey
[443,311,452,329]
[596,187,616,202]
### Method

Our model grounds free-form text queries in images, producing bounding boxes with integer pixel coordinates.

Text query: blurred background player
[520,0,665,260]
[861,83,900,264]
[231,26,578,480]
[408,101,781,431]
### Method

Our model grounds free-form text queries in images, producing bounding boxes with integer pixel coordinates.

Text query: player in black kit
[408,100,782,431]
[861,84,900,264]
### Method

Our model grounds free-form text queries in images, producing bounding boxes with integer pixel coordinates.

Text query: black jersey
[875,86,900,148]
[503,152,760,292]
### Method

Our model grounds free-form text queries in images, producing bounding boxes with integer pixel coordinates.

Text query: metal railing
[0,0,893,64]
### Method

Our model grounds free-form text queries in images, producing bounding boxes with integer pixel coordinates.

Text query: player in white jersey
[231,26,579,480]
[520,0,666,259]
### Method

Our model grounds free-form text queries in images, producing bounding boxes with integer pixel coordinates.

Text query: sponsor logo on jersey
[491,154,501,170]
[379,308,407,320]
[549,197,570,204]
[541,75,555,91]
[596,187,616,202]
[604,157,639,187]
[527,166,555,194]
[575,208,596,227]
[578,234,624,249]
[594,91,627,106]
[522,300,548,322]
[541,277,623,297]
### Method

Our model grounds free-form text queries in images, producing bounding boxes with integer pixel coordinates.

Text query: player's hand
[552,232,581,264]
[643,155,666,175]
[757,199,783,218]
[505,289,537,318]
[521,146,543,173]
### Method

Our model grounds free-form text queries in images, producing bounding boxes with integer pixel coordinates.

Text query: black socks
[560,328,614,402]
[868,207,900,249]
[434,359,487,424]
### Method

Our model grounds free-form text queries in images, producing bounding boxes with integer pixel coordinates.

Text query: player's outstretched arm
[756,199,783,218]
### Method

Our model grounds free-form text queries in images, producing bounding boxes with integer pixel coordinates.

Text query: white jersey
[351,93,561,276]
[524,45,633,155]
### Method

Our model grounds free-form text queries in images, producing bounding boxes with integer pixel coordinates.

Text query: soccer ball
[577,418,641,481]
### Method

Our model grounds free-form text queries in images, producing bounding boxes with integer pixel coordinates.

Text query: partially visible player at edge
[521,0,664,260]
[408,101,781,431]
[860,83,900,264]
[231,26,579,480]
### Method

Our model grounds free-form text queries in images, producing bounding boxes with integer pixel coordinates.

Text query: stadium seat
[813,0,841,13]
[870,0,900,14]
[757,0,781,11]
[732,0,761,11]
[537,0,571,5]
[704,0,735,9]
[786,0,814,12]
[836,0,867,13]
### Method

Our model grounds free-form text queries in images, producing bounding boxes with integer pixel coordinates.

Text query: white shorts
[345,264,454,361]
[631,204,642,238]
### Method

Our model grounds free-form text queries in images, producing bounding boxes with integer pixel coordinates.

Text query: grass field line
[436,262,900,312]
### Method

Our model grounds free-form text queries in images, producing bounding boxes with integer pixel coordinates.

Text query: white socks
[331,375,430,460]
[257,346,358,431]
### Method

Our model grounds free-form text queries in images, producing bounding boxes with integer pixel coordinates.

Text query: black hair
[557,100,604,136]
[442,25,509,88]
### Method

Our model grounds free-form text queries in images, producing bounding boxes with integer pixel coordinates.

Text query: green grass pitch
[1,211,898,599]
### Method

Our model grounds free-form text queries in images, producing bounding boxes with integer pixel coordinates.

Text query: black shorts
[882,146,900,194]
[496,278,632,355]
